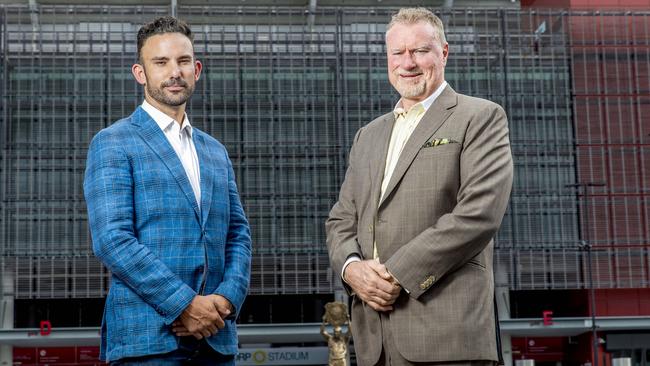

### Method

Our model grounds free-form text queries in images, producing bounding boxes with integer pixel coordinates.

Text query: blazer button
[420,275,436,290]
[368,224,373,233]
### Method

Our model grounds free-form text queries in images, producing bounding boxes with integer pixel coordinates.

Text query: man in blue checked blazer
[84,16,251,365]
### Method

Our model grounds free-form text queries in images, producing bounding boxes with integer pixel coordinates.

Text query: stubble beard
[146,77,194,107]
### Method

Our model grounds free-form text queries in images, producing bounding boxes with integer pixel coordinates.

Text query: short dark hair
[136,16,193,63]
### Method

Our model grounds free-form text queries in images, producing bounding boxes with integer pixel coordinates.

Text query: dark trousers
[110,338,235,366]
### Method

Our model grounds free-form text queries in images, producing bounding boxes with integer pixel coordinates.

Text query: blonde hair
[386,7,447,46]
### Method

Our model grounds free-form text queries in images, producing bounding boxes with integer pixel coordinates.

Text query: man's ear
[442,43,449,65]
[194,60,203,82]
[132,63,146,85]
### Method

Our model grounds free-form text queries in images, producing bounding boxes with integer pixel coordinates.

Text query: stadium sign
[236,347,329,365]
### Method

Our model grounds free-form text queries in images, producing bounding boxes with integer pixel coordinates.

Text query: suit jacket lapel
[369,114,395,208]
[378,86,459,208]
[131,107,201,222]
[194,133,214,227]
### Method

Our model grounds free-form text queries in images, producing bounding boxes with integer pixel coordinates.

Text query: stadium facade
[0,0,649,365]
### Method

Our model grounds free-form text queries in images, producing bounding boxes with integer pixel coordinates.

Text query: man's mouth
[400,73,422,78]
[162,79,188,91]
[165,85,185,92]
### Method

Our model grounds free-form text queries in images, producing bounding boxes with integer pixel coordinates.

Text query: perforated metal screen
[1,6,648,299]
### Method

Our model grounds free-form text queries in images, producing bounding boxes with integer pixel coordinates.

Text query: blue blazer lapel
[194,133,214,227]
[131,107,201,221]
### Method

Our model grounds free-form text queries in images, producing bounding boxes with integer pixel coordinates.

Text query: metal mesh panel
[570,11,650,289]
[1,5,649,299]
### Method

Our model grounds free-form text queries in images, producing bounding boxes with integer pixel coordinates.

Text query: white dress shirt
[342,81,448,282]
[141,100,201,209]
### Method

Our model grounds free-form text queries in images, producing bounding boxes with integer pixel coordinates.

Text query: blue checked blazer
[84,107,252,362]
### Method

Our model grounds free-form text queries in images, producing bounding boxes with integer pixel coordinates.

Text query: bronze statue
[321,301,351,366]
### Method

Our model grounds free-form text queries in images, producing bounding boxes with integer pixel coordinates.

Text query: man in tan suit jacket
[326,8,513,366]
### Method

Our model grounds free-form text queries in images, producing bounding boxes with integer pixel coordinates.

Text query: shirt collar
[141,99,193,137]
[393,80,448,118]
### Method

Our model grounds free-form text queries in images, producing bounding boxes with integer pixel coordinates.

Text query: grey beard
[395,80,426,99]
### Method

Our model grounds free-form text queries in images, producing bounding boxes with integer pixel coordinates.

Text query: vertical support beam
[0,1,7,203]
[0,263,13,366]
[333,284,346,304]
[331,3,348,310]
[171,0,177,17]
[0,342,10,364]
[495,262,512,366]
[440,0,453,33]
[307,0,317,32]
[28,0,39,52]
[500,333,512,366]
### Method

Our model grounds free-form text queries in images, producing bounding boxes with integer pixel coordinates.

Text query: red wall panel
[595,288,650,315]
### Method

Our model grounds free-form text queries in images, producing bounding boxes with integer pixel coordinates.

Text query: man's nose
[400,53,417,69]
[170,63,181,77]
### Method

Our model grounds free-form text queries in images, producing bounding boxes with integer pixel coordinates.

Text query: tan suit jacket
[326,86,513,365]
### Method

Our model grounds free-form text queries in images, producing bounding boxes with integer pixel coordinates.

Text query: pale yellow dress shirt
[342,81,448,283]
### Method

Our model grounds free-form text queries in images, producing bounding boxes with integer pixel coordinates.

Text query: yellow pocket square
[422,138,458,148]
